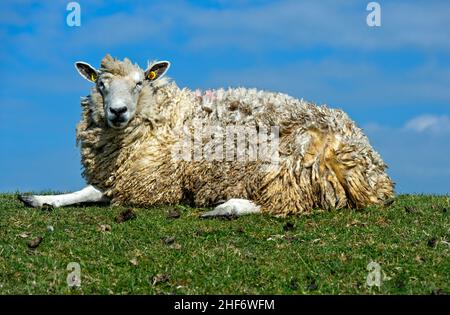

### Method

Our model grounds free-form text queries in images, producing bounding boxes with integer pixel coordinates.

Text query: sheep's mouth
[108,118,128,129]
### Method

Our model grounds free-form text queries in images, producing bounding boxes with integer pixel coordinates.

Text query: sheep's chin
[108,120,129,129]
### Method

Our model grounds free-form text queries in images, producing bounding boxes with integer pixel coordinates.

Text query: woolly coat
[76,56,394,215]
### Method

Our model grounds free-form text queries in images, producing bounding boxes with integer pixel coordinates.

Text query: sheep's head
[75,55,170,129]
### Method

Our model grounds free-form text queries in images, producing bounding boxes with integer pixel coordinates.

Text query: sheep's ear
[145,61,170,82]
[75,61,98,83]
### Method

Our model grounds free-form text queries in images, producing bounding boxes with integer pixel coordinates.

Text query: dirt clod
[289,278,300,290]
[306,275,318,291]
[283,222,295,231]
[431,288,447,295]
[115,209,136,223]
[307,280,318,291]
[427,237,438,248]
[151,273,170,286]
[194,229,207,237]
[27,236,43,249]
[405,206,417,213]
[162,236,175,245]
[167,209,181,219]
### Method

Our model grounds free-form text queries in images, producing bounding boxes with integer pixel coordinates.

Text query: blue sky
[0,0,449,194]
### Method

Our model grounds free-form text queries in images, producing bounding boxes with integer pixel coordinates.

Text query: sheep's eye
[136,81,143,88]
[98,81,105,89]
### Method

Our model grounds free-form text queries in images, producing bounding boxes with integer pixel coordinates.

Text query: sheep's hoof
[18,194,39,208]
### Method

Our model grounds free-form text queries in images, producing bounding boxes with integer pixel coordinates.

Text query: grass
[0,193,448,295]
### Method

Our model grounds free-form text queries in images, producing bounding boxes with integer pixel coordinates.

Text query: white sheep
[19,55,394,217]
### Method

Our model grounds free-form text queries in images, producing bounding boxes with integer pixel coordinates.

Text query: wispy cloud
[363,116,450,194]
[404,114,450,134]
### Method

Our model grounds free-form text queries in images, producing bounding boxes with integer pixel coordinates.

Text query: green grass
[0,193,448,295]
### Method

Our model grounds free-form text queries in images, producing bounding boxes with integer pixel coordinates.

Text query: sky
[0,0,449,194]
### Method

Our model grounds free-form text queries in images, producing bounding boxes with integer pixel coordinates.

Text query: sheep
[19,54,395,217]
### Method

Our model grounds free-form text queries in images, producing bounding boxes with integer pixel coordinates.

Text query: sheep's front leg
[201,199,261,218]
[18,185,109,208]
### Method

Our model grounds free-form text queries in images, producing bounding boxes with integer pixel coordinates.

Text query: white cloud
[363,117,450,194]
[404,115,450,134]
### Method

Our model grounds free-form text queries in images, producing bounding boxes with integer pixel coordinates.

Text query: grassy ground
[0,193,448,295]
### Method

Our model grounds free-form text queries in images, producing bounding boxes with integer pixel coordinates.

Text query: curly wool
[76,56,394,215]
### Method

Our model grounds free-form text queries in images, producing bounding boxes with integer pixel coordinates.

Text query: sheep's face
[75,57,170,129]
[96,71,143,129]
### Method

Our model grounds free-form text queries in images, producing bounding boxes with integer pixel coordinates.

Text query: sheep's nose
[109,106,127,116]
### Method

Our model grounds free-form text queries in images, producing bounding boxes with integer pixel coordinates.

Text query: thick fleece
[76,55,394,216]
